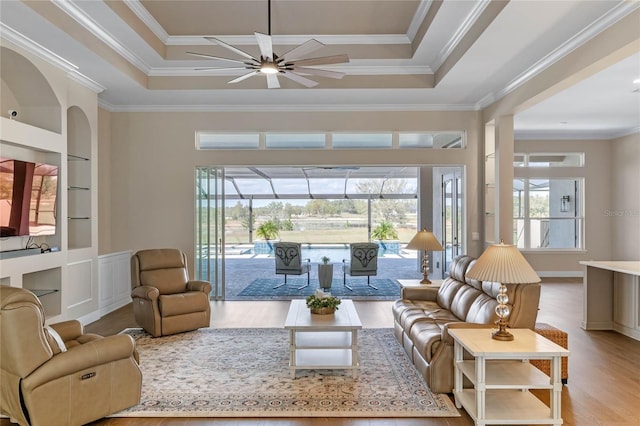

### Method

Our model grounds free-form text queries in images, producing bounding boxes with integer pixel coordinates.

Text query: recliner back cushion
[436,279,465,310]
[140,269,188,295]
[135,249,189,294]
[465,294,499,323]
[449,286,483,320]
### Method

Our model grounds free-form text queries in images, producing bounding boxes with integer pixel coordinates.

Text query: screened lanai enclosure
[195,165,464,300]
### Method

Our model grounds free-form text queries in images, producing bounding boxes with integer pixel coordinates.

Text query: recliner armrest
[24,334,137,389]
[187,280,212,294]
[49,320,83,342]
[401,286,438,301]
[131,285,160,300]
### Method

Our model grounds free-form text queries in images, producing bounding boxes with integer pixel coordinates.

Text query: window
[514,153,584,167]
[513,178,584,249]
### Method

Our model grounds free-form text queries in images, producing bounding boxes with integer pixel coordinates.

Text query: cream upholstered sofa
[0,285,141,426]
[131,248,212,337]
[392,255,541,393]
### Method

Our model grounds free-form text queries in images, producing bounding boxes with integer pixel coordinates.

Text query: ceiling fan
[186,0,349,89]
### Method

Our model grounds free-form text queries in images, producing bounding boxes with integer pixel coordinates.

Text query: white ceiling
[1,0,639,140]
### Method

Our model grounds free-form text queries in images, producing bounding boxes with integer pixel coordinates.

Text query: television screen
[0,157,58,237]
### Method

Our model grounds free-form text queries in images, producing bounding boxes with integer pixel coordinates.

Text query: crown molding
[124,0,169,43]
[100,102,476,113]
[406,0,433,41]
[1,23,104,93]
[167,34,411,46]
[432,0,492,72]
[148,65,432,77]
[52,0,150,74]
[1,23,77,72]
[476,1,640,111]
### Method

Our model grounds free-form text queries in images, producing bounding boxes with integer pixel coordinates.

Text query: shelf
[68,186,90,190]
[294,348,355,368]
[294,331,352,348]
[67,154,90,161]
[455,389,556,424]
[31,289,59,297]
[457,360,553,389]
[68,217,91,220]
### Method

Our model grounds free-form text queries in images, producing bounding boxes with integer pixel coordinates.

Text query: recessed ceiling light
[634,78,640,84]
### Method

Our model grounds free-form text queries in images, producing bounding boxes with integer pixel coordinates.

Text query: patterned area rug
[235,278,401,300]
[115,328,459,418]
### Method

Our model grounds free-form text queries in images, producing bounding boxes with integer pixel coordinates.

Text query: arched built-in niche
[0,46,62,133]
[67,106,92,249]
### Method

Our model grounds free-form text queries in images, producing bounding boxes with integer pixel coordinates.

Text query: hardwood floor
[4,280,639,425]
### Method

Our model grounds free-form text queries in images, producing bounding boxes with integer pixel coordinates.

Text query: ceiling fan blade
[280,39,324,62]
[227,70,260,84]
[266,74,280,89]
[254,32,273,60]
[195,67,253,71]
[187,51,253,65]
[280,71,318,88]
[204,36,257,61]
[290,54,350,67]
[291,66,345,79]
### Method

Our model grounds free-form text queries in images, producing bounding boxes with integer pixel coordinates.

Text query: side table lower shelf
[454,389,557,425]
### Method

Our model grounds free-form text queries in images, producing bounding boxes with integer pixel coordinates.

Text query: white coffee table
[284,299,362,378]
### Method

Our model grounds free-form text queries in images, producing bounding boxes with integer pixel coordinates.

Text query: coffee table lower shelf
[454,389,557,425]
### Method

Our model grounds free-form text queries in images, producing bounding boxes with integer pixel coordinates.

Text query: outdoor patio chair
[274,242,310,290]
[343,242,379,290]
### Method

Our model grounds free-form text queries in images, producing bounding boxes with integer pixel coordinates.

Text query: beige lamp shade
[466,242,540,284]
[406,229,444,252]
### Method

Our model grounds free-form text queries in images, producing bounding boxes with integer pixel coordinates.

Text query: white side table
[449,328,569,426]
[397,278,443,288]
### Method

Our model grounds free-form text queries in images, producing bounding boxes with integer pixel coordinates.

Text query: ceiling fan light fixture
[260,61,279,74]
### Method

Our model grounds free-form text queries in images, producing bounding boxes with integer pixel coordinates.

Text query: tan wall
[104,110,484,270]
[98,108,112,254]
[610,133,640,260]
[514,139,613,274]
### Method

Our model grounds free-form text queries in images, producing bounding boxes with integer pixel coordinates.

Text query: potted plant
[371,221,400,253]
[254,220,280,254]
[256,220,280,240]
[318,256,333,289]
[306,290,341,315]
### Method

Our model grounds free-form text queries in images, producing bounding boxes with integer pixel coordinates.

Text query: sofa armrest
[24,334,137,389]
[187,280,212,294]
[401,286,438,301]
[441,322,496,344]
[49,320,83,342]
[131,285,159,301]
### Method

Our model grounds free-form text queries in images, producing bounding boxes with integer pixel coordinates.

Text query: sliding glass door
[195,167,224,299]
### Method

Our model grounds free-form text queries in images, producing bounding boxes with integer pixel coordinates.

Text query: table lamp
[405,229,444,284]
[466,241,540,341]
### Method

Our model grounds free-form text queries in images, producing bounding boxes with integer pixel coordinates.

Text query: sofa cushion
[449,285,483,320]
[435,279,464,310]
[465,293,498,323]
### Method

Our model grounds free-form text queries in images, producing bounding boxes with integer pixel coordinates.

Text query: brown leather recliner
[131,248,212,337]
[0,285,142,426]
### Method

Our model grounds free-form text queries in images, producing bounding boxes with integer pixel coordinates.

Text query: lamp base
[419,277,432,284]
[491,328,514,341]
